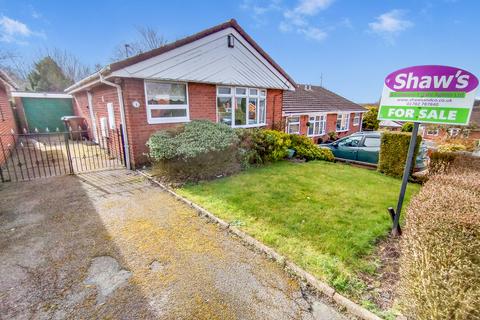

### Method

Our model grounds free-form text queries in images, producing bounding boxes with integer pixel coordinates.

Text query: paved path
[0,170,346,319]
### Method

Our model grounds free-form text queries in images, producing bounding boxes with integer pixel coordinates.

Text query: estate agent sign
[378,65,478,236]
[378,65,478,125]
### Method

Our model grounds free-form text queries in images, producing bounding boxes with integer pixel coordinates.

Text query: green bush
[236,128,291,164]
[289,134,335,161]
[147,121,240,182]
[399,169,480,319]
[401,122,414,132]
[378,132,421,178]
[437,143,467,153]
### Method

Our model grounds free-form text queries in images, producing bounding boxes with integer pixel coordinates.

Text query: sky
[0,0,479,102]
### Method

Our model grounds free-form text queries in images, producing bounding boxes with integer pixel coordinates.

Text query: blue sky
[0,0,478,102]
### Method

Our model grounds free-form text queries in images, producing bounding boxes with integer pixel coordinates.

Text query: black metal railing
[0,127,125,183]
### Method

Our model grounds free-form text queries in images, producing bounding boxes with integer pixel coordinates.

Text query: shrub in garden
[147,120,240,182]
[437,143,466,153]
[289,134,334,161]
[399,168,480,319]
[378,132,421,178]
[401,122,414,132]
[236,128,291,164]
[429,151,480,175]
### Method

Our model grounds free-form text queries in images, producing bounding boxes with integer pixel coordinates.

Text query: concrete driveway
[0,170,345,319]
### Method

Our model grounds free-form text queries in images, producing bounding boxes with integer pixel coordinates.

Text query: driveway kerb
[137,171,383,320]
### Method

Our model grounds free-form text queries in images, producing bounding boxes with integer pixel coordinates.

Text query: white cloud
[368,10,413,43]
[294,0,334,16]
[0,15,44,44]
[298,26,327,41]
[279,0,334,41]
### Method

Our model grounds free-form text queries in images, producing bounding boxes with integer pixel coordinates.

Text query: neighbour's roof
[0,69,18,90]
[470,100,480,127]
[66,19,295,93]
[283,84,366,115]
[379,120,402,128]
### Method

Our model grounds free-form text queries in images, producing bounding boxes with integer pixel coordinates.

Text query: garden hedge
[399,167,480,319]
[378,132,421,178]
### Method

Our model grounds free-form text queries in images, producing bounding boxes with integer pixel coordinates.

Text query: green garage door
[22,97,74,133]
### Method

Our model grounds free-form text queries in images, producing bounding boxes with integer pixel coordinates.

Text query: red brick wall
[74,79,285,168]
[0,84,17,165]
[284,112,363,143]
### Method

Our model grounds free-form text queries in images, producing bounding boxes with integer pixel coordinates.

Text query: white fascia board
[11,92,72,99]
[110,27,295,90]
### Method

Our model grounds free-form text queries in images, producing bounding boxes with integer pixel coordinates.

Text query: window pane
[308,125,314,135]
[146,82,187,105]
[218,87,231,95]
[288,124,300,134]
[150,108,187,118]
[259,99,266,124]
[217,97,232,126]
[249,88,258,96]
[364,137,380,147]
[338,136,362,147]
[235,97,247,126]
[236,88,247,95]
[260,90,266,97]
[289,116,300,123]
[248,98,257,124]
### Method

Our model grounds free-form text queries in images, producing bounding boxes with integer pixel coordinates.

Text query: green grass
[178,161,420,298]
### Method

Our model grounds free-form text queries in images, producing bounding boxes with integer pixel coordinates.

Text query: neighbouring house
[420,100,480,141]
[282,84,366,143]
[0,70,19,166]
[379,120,403,131]
[11,92,74,133]
[65,19,295,169]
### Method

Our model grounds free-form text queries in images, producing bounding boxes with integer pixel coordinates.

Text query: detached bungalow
[66,19,295,169]
[283,84,366,143]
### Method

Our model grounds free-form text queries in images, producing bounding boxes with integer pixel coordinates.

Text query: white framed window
[353,113,361,126]
[107,102,115,129]
[287,116,300,134]
[426,128,439,136]
[336,113,350,132]
[144,81,189,124]
[448,128,460,137]
[307,114,326,136]
[216,86,266,128]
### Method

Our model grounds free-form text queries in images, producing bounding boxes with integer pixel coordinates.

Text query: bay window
[307,115,326,136]
[336,113,350,132]
[287,116,300,134]
[217,86,266,127]
[145,81,189,124]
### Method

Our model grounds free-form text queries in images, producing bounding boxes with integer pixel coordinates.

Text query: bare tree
[111,26,167,61]
[41,48,92,82]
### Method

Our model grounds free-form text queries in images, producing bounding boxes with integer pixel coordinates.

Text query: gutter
[99,74,131,170]
[64,65,110,93]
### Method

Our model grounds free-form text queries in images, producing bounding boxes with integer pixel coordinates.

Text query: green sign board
[378,65,478,125]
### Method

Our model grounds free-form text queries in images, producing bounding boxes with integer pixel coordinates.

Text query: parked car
[319,131,428,171]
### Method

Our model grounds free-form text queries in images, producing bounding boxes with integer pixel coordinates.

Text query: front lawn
[178,161,420,311]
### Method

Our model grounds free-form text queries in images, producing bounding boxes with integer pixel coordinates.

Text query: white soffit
[110,28,294,90]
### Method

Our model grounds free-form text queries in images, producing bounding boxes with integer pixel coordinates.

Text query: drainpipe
[86,91,99,143]
[99,75,131,170]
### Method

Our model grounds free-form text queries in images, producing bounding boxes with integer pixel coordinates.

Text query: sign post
[378,65,479,235]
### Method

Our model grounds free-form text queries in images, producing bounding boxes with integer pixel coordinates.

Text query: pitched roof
[0,69,18,90]
[66,19,295,93]
[283,84,366,115]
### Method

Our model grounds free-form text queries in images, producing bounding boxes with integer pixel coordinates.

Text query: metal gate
[0,127,126,183]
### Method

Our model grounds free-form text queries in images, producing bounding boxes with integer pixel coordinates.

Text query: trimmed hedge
[429,151,480,175]
[399,168,480,319]
[378,132,421,178]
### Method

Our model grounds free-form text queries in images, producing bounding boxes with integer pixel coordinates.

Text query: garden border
[138,170,383,320]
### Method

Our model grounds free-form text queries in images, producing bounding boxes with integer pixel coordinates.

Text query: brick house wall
[73,78,285,168]
[284,112,362,144]
[0,84,17,165]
